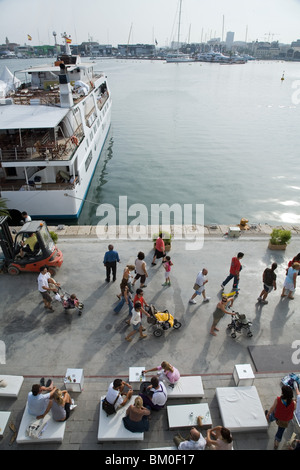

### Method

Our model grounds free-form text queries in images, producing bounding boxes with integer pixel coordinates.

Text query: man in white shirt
[37,266,60,311]
[27,382,57,419]
[174,420,206,450]
[140,376,167,410]
[105,379,133,410]
[189,268,210,304]
[21,211,32,224]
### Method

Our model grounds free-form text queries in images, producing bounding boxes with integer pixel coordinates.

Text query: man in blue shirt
[103,244,120,282]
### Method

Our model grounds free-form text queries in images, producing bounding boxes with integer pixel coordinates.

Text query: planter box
[268,242,287,250]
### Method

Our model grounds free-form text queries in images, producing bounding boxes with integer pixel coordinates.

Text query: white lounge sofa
[98,395,144,442]
[16,403,66,444]
[166,376,204,398]
[216,386,268,432]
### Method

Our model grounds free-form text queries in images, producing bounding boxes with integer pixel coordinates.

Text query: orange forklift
[0,216,63,275]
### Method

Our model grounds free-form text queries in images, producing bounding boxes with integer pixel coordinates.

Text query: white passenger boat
[0,37,112,219]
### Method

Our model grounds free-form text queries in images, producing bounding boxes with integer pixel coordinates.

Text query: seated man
[173,416,206,450]
[27,380,57,419]
[140,376,167,411]
[19,233,38,257]
[105,378,133,411]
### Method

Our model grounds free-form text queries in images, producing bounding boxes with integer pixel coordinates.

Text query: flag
[155,38,158,46]
[27,34,32,41]
[66,37,72,44]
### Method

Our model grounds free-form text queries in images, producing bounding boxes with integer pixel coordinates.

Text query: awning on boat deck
[0,104,69,130]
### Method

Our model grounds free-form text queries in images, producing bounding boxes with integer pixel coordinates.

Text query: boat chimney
[59,63,74,108]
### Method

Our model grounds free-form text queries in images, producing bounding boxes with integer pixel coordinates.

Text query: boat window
[85,151,93,171]
[5,167,17,177]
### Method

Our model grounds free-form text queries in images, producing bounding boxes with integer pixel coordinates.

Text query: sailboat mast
[177,0,182,54]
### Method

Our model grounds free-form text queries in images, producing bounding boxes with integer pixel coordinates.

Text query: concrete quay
[1,226,300,452]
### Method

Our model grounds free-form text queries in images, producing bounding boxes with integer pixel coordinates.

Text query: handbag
[276,419,289,428]
[102,393,120,416]
[26,415,50,439]
[193,283,200,290]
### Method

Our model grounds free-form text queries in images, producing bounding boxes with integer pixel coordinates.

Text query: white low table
[0,375,24,397]
[129,367,146,389]
[167,403,212,429]
[0,411,11,436]
[233,364,255,386]
[64,368,84,392]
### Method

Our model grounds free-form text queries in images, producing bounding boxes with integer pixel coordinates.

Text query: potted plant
[152,231,172,251]
[268,228,291,250]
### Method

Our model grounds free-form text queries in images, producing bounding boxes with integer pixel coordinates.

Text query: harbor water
[2,58,300,226]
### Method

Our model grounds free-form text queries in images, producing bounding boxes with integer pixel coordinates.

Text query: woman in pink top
[143,361,180,388]
[162,256,173,287]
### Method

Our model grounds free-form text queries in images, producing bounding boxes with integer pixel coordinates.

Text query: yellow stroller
[146,304,182,337]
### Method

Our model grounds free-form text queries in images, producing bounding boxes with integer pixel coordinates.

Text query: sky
[1,0,300,47]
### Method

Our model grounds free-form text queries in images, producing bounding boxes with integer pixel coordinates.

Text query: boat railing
[0,181,77,192]
[0,127,84,162]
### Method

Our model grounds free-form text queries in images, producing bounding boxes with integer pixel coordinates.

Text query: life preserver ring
[71,135,79,146]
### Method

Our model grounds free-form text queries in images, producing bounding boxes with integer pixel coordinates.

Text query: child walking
[162,256,173,287]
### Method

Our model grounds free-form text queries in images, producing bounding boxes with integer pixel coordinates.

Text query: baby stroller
[227,311,253,338]
[146,304,182,337]
[55,287,84,316]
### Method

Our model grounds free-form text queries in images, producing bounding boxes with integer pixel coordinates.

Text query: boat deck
[0,91,109,163]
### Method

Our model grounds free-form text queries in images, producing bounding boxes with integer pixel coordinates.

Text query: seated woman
[51,389,76,422]
[142,361,180,388]
[206,425,233,450]
[122,396,150,433]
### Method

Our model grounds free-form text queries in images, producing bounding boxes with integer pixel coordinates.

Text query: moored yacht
[0,36,112,219]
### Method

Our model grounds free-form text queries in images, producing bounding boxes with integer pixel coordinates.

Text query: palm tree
[0,197,10,217]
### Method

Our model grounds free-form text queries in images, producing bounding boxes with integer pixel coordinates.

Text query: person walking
[162,256,173,287]
[125,302,150,342]
[103,244,120,282]
[282,262,300,299]
[209,295,234,336]
[221,252,244,291]
[37,266,60,312]
[117,264,135,298]
[257,263,277,304]
[265,385,296,449]
[152,233,166,265]
[132,252,148,288]
[114,285,133,316]
[189,268,210,304]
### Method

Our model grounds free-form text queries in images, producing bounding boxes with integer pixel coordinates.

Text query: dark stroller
[146,304,182,337]
[56,287,84,316]
[227,311,253,338]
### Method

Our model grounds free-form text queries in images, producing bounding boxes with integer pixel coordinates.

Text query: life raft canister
[71,135,79,146]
